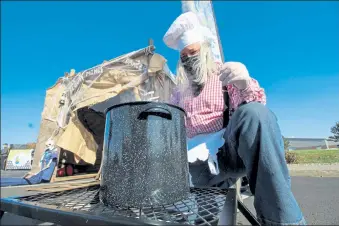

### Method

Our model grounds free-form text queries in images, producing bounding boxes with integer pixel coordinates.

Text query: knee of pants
[189,161,212,186]
[235,102,276,125]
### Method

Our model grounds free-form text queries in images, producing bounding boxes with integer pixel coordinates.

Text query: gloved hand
[219,62,251,90]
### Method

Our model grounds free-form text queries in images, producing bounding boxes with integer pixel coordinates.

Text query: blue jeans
[189,102,306,225]
[0,159,57,187]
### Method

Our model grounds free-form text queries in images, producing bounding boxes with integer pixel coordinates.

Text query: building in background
[286,138,339,150]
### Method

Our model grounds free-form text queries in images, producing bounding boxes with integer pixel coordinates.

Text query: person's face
[180,42,201,57]
[180,42,202,76]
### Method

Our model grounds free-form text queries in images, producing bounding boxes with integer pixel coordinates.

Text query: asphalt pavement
[1,169,29,178]
[237,176,339,225]
[1,173,339,225]
[290,176,339,225]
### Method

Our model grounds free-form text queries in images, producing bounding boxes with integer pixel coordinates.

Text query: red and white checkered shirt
[170,63,266,138]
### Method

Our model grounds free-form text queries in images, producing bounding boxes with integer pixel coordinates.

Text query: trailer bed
[1,185,230,225]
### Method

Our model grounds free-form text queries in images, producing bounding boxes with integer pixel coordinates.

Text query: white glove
[219,62,251,90]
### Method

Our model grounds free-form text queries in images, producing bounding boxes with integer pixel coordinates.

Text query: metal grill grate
[16,185,228,225]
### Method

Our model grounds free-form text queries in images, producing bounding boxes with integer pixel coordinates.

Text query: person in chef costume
[163,12,306,225]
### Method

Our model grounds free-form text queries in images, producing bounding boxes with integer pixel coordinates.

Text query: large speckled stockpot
[100,101,190,208]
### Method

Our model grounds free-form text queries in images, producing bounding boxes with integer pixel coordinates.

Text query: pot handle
[138,104,172,120]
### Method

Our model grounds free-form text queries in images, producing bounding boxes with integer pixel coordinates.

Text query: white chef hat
[163,12,212,52]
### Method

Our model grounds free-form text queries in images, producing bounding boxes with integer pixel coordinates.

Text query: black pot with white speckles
[100,101,190,208]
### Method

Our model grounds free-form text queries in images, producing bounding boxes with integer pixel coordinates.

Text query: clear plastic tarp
[31,45,177,172]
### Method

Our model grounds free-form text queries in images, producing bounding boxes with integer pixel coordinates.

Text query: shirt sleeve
[241,78,266,105]
[226,78,267,110]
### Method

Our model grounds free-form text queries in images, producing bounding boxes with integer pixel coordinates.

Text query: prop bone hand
[219,62,251,90]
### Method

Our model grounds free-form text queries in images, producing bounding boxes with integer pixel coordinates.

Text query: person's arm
[219,62,267,110]
[227,78,267,106]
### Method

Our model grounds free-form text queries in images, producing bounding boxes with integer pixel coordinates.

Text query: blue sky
[1,1,338,145]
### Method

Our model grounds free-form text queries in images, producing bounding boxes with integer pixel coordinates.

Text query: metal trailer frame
[0,184,260,226]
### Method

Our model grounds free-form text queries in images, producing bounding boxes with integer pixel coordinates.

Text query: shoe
[240,177,249,192]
